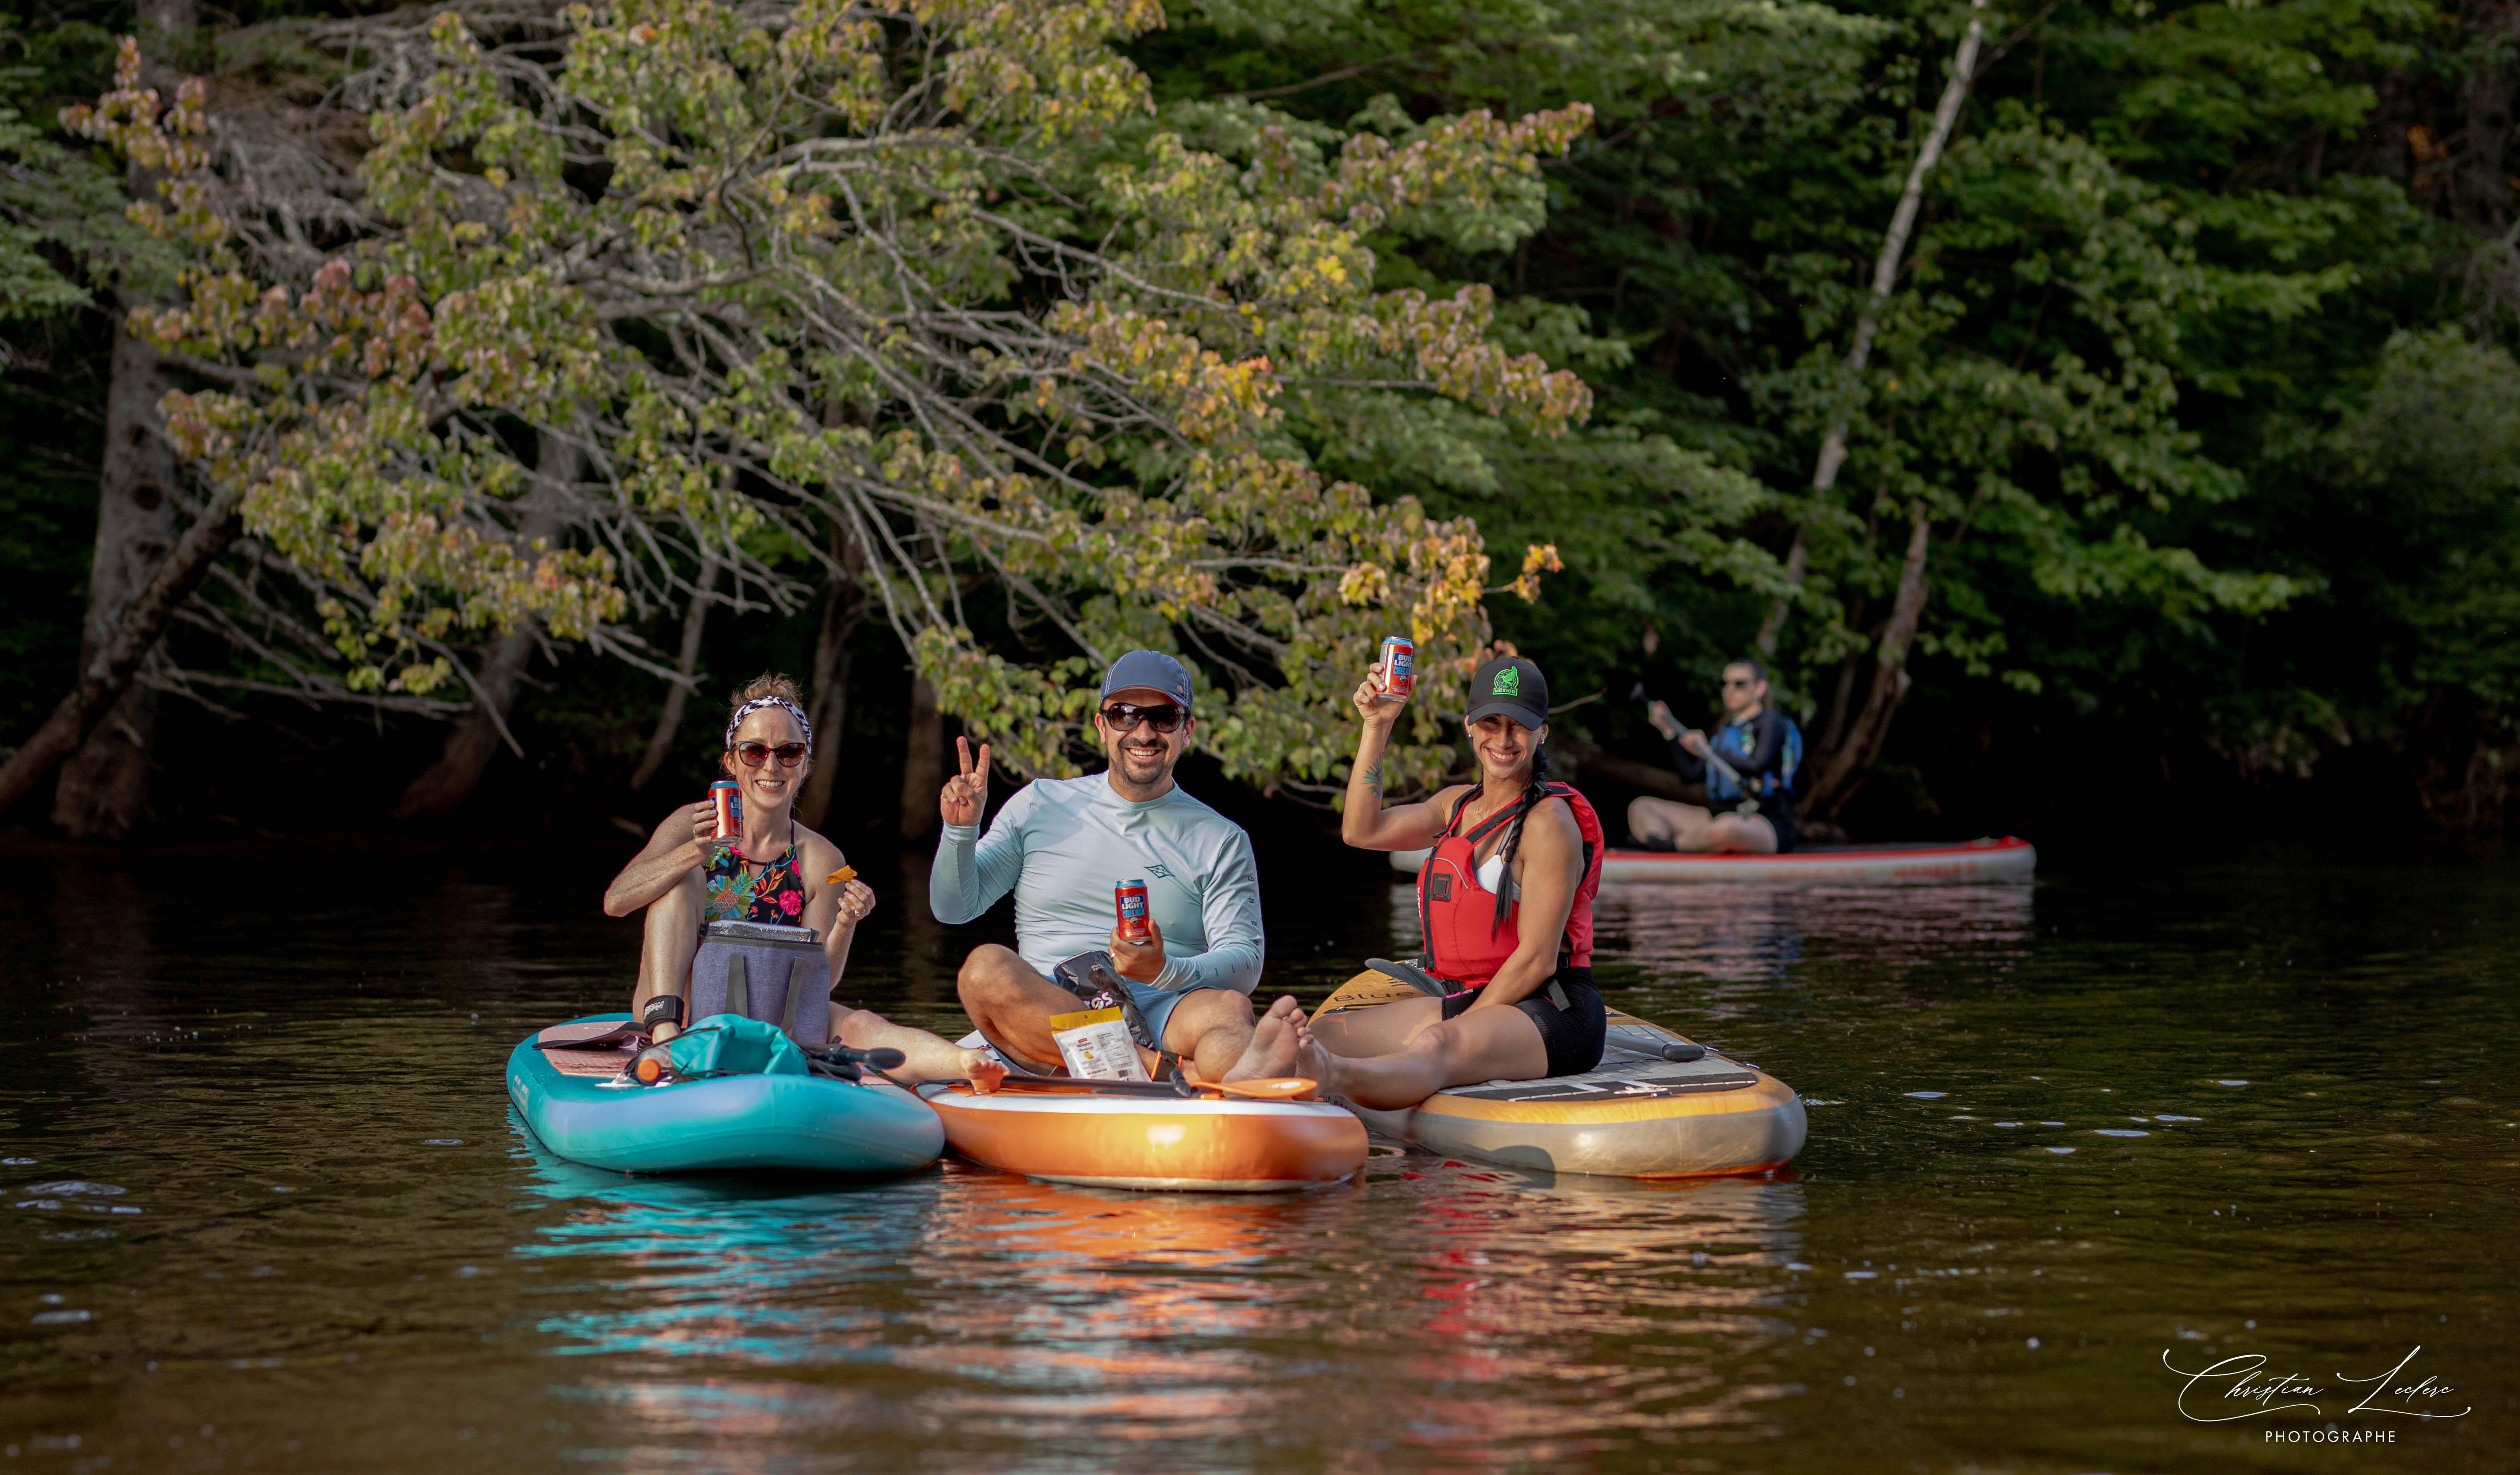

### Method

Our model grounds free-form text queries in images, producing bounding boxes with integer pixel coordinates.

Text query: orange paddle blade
[1214,1077,1319,1101]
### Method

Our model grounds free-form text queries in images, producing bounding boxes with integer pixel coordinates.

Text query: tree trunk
[796,524,864,830]
[1756,0,1988,655]
[1806,508,1934,818]
[49,0,198,839]
[391,431,576,817]
[897,673,943,843]
[52,325,184,838]
[628,555,719,792]
[0,487,245,818]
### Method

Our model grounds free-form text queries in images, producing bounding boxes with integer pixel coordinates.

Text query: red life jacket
[1415,781,1604,988]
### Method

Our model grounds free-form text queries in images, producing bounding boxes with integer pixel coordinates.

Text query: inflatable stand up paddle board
[1390,834,2035,885]
[509,1015,944,1175]
[1311,970,1805,1178]
[923,1036,1368,1192]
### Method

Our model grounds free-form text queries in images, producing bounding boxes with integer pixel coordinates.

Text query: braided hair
[1489,738,1555,934]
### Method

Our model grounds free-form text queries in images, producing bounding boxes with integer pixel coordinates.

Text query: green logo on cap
[1493,666,1520,697]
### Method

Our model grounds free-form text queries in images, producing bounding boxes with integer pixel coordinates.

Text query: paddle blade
[1215,1077,1319,1101]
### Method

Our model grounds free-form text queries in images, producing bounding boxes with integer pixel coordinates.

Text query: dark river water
[2,842,2513,1473]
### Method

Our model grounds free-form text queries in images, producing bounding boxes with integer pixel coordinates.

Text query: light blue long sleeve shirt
[929,773,1265,994]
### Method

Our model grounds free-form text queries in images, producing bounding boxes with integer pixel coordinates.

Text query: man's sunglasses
[734,741,809,768]
[1100,703,1187,734]
[1720,677,1759,689]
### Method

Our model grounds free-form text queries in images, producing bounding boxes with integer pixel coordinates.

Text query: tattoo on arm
[1361,762,1382,797]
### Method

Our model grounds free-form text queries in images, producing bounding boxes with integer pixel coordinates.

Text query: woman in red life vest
[1285,653,1607,1109]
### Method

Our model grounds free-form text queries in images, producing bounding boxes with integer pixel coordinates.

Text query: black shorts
[1441,967,1606,1077]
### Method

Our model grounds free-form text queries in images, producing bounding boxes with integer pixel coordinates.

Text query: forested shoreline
[3,0,2514,856]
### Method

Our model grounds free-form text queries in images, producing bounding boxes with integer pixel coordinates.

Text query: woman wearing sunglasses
[603,675,1001,1085]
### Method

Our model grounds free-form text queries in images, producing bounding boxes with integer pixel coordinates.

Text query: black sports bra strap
[1442,788,1478,837]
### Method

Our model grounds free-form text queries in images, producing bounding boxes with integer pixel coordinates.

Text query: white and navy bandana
[724,697,815,754]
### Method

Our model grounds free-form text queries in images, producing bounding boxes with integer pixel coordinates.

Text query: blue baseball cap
[1098,650,1194,713]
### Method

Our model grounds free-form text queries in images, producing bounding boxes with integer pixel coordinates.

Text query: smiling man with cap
[929,650,1276,1082]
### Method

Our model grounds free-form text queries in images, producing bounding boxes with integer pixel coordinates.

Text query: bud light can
[1377,635,1415,699]
[1115,879,1152,941]
[710,779,742,842]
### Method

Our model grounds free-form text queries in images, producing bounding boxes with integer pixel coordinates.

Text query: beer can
[709,779,742,842]
[1115,879,1152,941]
[1377,635,1415,699]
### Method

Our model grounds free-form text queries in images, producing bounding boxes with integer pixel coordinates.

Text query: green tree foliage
[72,0,1585,798]
[1144,0,2516,829]
[6,0,2517,838]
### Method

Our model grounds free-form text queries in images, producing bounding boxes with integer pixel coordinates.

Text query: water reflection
[511,1126,1812,1468]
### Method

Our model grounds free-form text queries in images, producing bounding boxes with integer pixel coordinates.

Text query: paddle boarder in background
[603,675,1004,1087]
[1240,653,1609,1108]
[1626,658,1803,854]
[934,650,1283,1084]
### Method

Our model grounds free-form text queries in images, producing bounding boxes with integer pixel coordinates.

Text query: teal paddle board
[506,1014,944,1175]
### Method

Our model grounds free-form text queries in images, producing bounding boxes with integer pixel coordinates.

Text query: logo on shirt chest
[1145,864,1172,879]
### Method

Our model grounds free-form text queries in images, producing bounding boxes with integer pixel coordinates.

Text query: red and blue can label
[1377,636,1415,699]
[1115,879,1152,941]
[710,779,742,841]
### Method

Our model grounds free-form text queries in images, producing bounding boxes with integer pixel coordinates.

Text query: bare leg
[833,1006,1008,1092]
[630,873,703,1017]
[953,944,1077,1073]
[1308,993,1443,1057]
[1697,813,1779,854]
[1160,987,1257,1082]
[1295,1003,1550,1111]
[1628,796,1715,850]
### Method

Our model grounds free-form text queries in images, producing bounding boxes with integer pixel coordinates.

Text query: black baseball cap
[1099,650,1194,714]
[1464,655,1549,729]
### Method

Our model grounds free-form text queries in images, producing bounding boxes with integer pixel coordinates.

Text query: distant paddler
[602,673,1002,1088]
[1627,657,1804,854]
[1239,653,1610,1107]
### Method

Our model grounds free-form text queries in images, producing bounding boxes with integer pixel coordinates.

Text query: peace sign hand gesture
[941,736,992,827]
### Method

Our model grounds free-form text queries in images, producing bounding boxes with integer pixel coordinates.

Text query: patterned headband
[725,696,814,754]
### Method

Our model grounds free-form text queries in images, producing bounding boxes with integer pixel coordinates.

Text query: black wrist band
[641,995,686,1029]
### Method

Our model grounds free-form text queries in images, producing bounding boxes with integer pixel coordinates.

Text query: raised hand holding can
[1376,635,1415,700]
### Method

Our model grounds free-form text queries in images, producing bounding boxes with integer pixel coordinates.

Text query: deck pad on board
[1442,1061,1761,1103]
[542,1046,636,1078]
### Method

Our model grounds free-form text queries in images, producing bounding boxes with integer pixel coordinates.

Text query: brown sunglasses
[734,741,809,768]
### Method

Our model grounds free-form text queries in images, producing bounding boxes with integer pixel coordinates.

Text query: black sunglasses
[734,740,809,768]
[1720,677,1759,689]
[1100,703,1187,734]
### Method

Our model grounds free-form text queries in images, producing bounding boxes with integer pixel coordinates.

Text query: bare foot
[1293,1028,1353,1100]
[960,1048,1009,1095]
[1221,995,1305,1081]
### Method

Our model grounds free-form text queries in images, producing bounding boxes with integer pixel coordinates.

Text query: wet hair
[720,674,813,774]
[1725,657,1768,684]
[1488,732,1555,934]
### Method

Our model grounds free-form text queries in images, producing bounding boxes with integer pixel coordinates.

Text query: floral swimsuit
[704,841,807,924]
